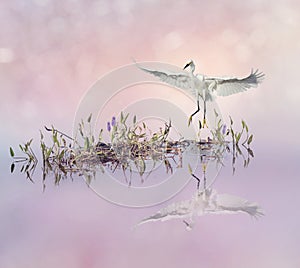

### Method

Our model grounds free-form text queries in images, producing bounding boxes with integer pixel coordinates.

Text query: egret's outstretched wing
[137,64,197,97]
[208,69,265,97]
[213,193,265,218]
[135,189,213,227]
[135,188,264,228]
[135,198,195,227]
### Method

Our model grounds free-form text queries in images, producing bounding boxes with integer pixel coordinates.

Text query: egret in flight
[137,60,265,127]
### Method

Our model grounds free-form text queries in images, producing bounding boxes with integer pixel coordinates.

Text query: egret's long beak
[183,62,191,70]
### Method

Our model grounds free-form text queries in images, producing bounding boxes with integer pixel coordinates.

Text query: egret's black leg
[191,173,200,190]
[203,171,207,190]
[188,99,200,126]
[203,99,207,127]
[191,100,200,118]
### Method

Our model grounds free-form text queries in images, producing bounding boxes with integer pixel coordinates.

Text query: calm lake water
[1,133,299,268]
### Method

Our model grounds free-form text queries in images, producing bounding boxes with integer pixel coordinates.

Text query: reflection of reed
[10,136,253,189]
[10,114,255,189]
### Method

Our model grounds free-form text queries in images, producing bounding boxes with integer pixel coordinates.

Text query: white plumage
[137,60,265,125]
[136,188,264,229]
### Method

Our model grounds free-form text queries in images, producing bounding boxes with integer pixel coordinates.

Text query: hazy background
[1,0,300,267]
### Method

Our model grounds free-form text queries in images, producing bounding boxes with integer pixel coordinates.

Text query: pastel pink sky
[1,1,300,268]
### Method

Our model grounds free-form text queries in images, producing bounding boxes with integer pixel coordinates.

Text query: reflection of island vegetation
[10,112,254,189]
[10,112,263,229]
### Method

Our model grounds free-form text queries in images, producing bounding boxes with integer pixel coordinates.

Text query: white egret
[137,60,265,126]
[135,186,264,230]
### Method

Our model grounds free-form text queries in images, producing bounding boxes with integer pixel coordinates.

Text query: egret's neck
[196,74,204,81]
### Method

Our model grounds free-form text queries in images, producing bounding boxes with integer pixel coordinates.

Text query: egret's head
[183,60,195,73]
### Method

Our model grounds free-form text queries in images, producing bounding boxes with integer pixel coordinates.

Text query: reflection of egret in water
[137,60,264,126]
[133,135,262,229]
[136,174,264,230]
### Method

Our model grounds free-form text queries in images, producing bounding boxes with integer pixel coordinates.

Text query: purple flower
[222,124,227,135]
[111,116,116,127]
[107,122,111,132]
